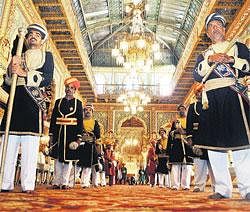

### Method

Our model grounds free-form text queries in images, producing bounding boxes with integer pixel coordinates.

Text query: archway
[116,116,147,176]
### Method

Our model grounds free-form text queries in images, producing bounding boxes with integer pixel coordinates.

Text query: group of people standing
[0,12,249,201]
[49,77,125,189]
[146,12,250,201]
[0,22,118,193]
[146,105,195,191]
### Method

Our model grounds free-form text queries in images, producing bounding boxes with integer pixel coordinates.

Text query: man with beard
[0,24,54,193]
[49,77,83,189]
[78,104,100,188]
[167,105,193,190]
[193,13,250,200]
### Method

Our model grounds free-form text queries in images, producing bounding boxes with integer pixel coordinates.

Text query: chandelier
[117,69,151,114]
[111,3,161,71]
[117,90,150,114]
[114,1,153,114]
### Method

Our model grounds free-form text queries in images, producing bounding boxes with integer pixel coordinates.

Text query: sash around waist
[157,153,168,158]
[204,77,245,92]
[174,134,186,139]
[56,117,77,125]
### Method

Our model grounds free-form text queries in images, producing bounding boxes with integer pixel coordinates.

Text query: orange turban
[64,77,80,89]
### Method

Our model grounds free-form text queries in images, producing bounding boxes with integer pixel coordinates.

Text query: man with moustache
[0,24,54,193]
[78,103,100,188]
[49,77,83,189]
[193,13,250,200]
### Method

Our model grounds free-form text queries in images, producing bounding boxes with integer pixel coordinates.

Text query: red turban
[64,77,80,89]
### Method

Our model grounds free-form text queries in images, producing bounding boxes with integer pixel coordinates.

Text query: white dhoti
[208,149,250,198]
[172,164,192,189]
[193,158,215,191]
[52,159,72,186]
[158,173,171,188]
[1,135,40,191]
[81,167,92,187]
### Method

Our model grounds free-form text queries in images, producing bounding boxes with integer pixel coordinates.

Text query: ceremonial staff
[0,27,27,189]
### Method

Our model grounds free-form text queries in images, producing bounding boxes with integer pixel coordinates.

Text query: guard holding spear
[0,23,54,193]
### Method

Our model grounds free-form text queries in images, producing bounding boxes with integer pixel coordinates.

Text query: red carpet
[0,185,249,211]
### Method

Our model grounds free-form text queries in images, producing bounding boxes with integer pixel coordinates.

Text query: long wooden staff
[0,27,27,190]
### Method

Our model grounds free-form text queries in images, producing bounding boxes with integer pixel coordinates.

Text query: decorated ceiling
[32,0,249,104]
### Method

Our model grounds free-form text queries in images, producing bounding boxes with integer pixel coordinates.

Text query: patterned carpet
[0,185,249,211]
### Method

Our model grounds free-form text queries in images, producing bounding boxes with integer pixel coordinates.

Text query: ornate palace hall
[0,0,249,210]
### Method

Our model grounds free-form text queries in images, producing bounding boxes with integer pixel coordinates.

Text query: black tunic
[186,101,208,160]
[78,120,100,168]
[49,98,83,162]
[0,52,54,136]
[193,42,250,151]
[167,121,193,165]
[155,139,169,174]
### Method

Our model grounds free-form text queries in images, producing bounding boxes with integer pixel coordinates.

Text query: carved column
[107,106,114,131]
[150,107,157,133]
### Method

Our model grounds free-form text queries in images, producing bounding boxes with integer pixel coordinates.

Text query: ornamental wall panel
[94,111,108,137]
[156,112,176,132]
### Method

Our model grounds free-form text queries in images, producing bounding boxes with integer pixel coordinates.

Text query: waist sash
[174,134,186,139]
[56,117,77,125]
[82,133,95,143]
[213,64,249,104]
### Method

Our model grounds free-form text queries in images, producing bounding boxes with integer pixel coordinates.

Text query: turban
[64,77,80,89]
[27,23,48,41]
[205,13,226,29]
[177,104,186,111]
[84,103,94,111]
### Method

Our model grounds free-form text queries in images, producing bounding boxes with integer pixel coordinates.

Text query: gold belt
[56,117,77,125]
[174,134,186,139]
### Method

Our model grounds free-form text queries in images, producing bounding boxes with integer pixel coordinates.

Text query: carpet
[0,185,249,211]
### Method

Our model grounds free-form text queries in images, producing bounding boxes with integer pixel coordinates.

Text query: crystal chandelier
[117,69,151,114]
[117,90,150,114]
[111,3,161,71]
[114,1,152,114]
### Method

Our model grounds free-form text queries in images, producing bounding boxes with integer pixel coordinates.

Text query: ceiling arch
[32,0,249,104]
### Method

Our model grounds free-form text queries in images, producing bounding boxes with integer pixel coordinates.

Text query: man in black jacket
[78,103,100,188]
[0,24,54,193]
[193,13,250,200]
[186,85,215,192]
[49,77,83,189]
